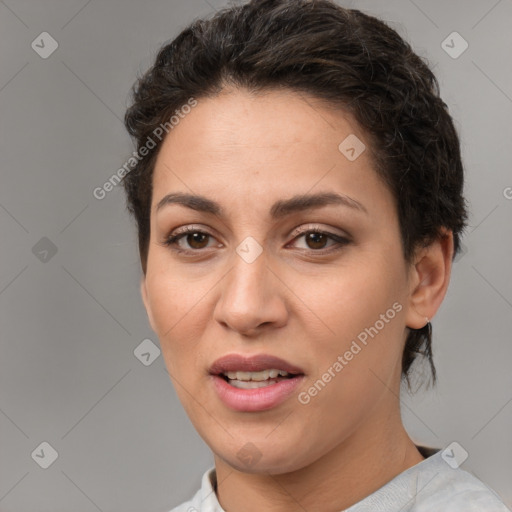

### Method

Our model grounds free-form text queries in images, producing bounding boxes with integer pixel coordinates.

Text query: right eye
[162,226,221,253]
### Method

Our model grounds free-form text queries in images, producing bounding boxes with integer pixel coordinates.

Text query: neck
[213,402,424,511]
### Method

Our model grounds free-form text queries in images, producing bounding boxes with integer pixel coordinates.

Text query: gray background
[1,0,511,510]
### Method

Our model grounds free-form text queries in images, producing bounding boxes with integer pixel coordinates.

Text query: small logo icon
[441,32,468,59]
[236,236,263,264]
[31,32,59,59]
[31,441,58,469]
[32,237,58,263]
[338,134,366,161]
[442,441,468,469]
[236,442,262,468]
[134,338,161,366]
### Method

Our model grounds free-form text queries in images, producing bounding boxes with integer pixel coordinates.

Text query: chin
[214,438,310,475]
[226,456,304,475]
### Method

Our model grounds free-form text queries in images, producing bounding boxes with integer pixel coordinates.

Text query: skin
[140,87,454,511]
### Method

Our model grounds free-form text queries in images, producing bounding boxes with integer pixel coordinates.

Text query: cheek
[293,255,407,404]
[300,257,405,341]
[145,269,210,371]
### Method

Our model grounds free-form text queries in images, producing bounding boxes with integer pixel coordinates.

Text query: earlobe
[405,229,454,330]
[140,277,156,332]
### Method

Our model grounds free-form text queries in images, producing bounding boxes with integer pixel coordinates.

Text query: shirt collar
[195,450,443,512]
[197,466,225,511]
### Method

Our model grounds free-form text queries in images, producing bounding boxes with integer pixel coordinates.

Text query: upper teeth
[223,369,290,381]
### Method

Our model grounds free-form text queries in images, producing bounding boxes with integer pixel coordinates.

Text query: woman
[121,0,510,510]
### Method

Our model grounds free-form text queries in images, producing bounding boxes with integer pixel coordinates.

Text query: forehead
[155,87,362,167]
[151,88,390,220]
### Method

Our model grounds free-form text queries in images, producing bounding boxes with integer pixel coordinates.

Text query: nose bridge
[226,245,271,310]
[214,243,287,333]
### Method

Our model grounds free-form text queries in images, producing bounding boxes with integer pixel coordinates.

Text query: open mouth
[209,356,306,411]
[220,369,300,389]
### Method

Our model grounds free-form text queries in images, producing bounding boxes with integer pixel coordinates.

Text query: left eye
[290,230,349,251]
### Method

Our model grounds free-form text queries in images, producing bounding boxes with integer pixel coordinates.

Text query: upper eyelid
[168,223,347,239]
[289,223,348,238]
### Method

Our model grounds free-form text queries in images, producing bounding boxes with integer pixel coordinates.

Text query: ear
[405,228,454,329]
[140,276,157,332]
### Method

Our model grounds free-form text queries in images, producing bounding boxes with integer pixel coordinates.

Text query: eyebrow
[155,191,368,218]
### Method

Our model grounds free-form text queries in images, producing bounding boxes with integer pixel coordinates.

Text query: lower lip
[211,374,305,412]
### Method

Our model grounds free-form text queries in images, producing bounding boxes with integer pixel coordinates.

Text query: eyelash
[161,225,351,256]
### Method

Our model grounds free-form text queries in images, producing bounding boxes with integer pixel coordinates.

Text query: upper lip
[209,353,305,375]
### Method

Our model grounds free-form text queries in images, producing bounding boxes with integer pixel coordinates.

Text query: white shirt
[168,449,510,511]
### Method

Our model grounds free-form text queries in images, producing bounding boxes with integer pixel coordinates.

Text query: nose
[213,250,289,336]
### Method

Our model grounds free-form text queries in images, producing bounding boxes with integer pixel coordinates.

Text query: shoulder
[345,449,510,512]
[411,451,510,511]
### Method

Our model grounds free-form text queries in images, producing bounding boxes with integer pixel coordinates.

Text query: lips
[209,353,306,376]
[208,354,306,412]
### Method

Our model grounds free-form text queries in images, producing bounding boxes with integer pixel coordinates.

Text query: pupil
[186,232,327,250]
[307,232,326,249]
[188,233,207,248]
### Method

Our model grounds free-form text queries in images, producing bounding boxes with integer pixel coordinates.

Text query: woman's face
[141,88,419,473]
